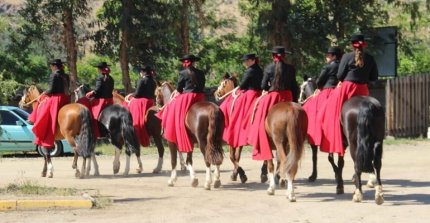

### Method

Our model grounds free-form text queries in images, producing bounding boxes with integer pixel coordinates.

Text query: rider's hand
[86,91,94,97]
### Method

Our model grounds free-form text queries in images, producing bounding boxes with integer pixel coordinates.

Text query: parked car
[0,106,72,156]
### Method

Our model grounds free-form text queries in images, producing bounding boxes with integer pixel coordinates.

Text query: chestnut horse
[214,78,267,183]
[159,83,225,190]
[20,86,97,178]
[264,102,308,201]
[300,79,385,204]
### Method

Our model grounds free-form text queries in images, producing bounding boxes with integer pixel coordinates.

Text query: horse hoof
[375,194,384,205]
[47,172,53,178]
[94,171,100,177]
[288,194,296,202]
[72,164,77,169]
[352,190,363,202]
[214,180,221,188]
[136,168,143,174]
[230,172,238,181]
[180,164,187,172]
[79,173,85,179]
[336,187,344,195]
[260,174,268,183]
[167,179,175,187]
[152,168,161,174]
[75,170,81,178]
[367,179,376,188]
[308,174,317,183]
[267,187,275,196]
[279,179,287,188]
[191,178,199,187]
[204,182,211,190]
[41,172,47,177]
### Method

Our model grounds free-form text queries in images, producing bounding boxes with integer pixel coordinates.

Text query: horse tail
[284,104,307,172]
[205,105,224,166]
[357,98,384,173]
[121,110,140,156]
[75,106,96,158]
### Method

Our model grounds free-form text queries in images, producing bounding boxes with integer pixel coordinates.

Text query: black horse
[300,79,385,204]
[75,85,140,175]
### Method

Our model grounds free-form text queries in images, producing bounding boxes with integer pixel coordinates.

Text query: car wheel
[36,141,64,157]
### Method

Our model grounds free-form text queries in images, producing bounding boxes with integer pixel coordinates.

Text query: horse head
[19,85,40,109]
[155,82,174,106]
[214,78,236,101]
[298,77,317,104]
[112,90,125,105]
[73,84,91,102]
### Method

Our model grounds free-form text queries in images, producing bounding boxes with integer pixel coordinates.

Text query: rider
[249,46,299,161]
[156,54,205,152]
[320,34,378,155]
[85,62,114,137]
[221,53,263,147]
[125,66,157,147]
[31,59,70,151]
[303,46,342,146]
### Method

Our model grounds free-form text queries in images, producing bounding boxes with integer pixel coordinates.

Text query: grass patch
[0,179,78,196]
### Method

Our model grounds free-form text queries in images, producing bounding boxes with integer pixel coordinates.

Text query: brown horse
[159,83,225,190]
[300,79,385,204]
[264,102,308,201]
[20,85,98,178]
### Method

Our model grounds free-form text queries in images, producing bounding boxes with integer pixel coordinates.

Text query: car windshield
[12,109,30,123]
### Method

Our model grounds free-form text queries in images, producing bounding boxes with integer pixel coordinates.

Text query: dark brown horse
[264,102,308,201]
[159,83,225,190]
[300,80,385,204]
[20,85,97,179]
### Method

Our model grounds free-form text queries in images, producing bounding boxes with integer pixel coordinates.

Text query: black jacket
[94,74,114,99]
[337,52,378,84]
[132,75,156,99]
[46,69,70,95]
[239,63,263,90]
[177,66,205,93]
[262,62,299,102]
[316,61,339,89]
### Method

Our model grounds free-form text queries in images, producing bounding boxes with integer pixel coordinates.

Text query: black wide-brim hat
[179,54,201,62]
[269,46,292,55]
[351,34,365,42]
[241,53,257,60]
[49,59,65,66]
[327,46,342,55]
[140,65,152,72]
[94,62,110,68]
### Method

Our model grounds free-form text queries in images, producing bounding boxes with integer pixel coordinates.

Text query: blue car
[0,106,73,156]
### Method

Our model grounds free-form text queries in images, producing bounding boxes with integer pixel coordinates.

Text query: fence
[385,74,430,137]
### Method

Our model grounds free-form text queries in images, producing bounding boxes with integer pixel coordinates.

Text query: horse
[300,79,385,204]
[74,85,140,175]
[19,85,98,179]
[214,78,267,183]
[159,82,225,190]
[264,102,308,201]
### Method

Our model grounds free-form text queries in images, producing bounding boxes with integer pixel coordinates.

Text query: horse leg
[41,154,48,177]
[285,150,299,202]
[352,166,363,202]
[229,146,238,181]
[204,161,212,190]
[186,152,199,187]
[374,142,384,205]
[235,146,247,183]
[72,150,81,178]
[179,151,187,171]
[136,151,143,174]
[80,157,87,179]
[261,161,268,183]
[152,135,164,174]
[91,153,100,176]
[123,152,131,176]
[328,153,344,194]
[43,147,54,178]
[113,147,121,175]
[308,145,318,182]
[213,165,221,189]
[167,142,178,187]
[266,159,276,195]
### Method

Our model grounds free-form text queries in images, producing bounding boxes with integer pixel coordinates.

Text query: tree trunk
[63,6,78,98]
[180,0,190,55]
[120,0,132,93]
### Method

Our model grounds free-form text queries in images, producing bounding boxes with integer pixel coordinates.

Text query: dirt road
[1,141,429,223]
